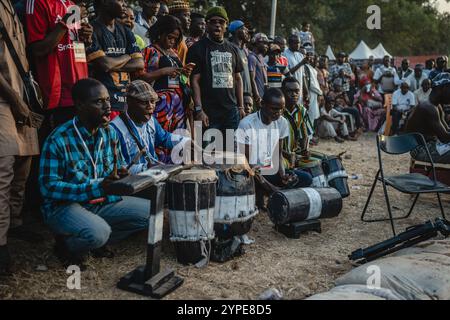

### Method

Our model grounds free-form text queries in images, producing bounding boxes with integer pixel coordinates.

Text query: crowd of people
[1,0,449,274]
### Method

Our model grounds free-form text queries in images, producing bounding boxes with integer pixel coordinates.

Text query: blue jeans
[204,107,240,151]
[44,197,150,255]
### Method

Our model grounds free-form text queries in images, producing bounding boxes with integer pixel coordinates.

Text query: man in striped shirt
[39,78,149,269]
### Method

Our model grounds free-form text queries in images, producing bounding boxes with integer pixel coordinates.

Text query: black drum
[268,188,343,225]
[322,156,350,198]
[167,169,217,265]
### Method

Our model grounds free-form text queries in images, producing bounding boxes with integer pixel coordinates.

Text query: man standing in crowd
[297,22,315,50]
[398,59,414,80]
[229,20,252,98]
[168,0,191,64]
[391,81,416,135]
[406,64,428,92]
[329,52,354,101]
[157,1,169,18]
[249,33,269,108]
[186,12,205,48]
[273,36,288,66]
[303,51,322,124]
[25,0,93,128]
[0,0,40,275]
[373,55,401,94]
[87,0,144,115]
[316,55,330,97]
[39,78,149,269]
[283,34,309,104]
[423,59,435,78]
[187,6,244,141]
[134,0,160,47]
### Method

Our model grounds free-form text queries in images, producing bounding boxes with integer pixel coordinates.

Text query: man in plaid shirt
[329,52,354,95]
[39,78,149,269]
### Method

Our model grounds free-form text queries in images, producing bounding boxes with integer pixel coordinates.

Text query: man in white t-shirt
[373,55,401,94]
[236,88,312,201]
[391,81,416,134]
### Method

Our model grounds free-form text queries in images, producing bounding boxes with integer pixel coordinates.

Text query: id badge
[74,41,87,63]
[262,155,272,169]
[168,76,180,89]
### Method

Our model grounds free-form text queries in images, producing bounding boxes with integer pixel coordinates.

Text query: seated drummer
[281,77,314,163]
[110,80,189,173]
[236,87,313,195]
[39,79,150,269]
[406,73,450,164]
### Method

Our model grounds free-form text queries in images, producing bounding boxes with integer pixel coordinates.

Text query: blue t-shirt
[87,20,142,111]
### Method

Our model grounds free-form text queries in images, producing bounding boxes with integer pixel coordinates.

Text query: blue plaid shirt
[39,117,124,214]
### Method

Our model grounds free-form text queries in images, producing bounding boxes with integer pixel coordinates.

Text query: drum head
[169,168,218,184]
[203,151,250,171]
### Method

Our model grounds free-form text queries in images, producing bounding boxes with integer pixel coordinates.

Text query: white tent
[349,40,374,60]
[371,43,392,59]
[325,45,336,61]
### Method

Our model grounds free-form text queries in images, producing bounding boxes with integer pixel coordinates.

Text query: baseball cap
[228,20,245,33]
[252,33,269,44]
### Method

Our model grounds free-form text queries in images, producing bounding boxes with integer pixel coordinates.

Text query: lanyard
[73,118,103,180]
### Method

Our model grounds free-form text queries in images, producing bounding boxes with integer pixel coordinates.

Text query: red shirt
[26,0,88,110]
[277,56,288,67]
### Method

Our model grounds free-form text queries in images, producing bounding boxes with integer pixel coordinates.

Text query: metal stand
[275,220,322,239]
[117,183,184,298]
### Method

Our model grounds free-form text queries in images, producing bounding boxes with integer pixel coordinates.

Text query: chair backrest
[377,133,425,155]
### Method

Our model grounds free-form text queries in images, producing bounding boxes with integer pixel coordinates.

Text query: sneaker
[334,136,345,143]
[91,245,114,259]
[0,245,11,276]
[9,225,45,243]
[54,236,87,271]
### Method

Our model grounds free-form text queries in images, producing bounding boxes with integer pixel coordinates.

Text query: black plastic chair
[361,133,449,235]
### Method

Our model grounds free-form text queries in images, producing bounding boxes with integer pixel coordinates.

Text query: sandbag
[306,285,402,300]
[336,239,450,300]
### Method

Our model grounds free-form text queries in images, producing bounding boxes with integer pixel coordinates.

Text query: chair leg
[381,181,396,236]
[404,194,420,219]
[361,171,379,221]
[437,193,446,219]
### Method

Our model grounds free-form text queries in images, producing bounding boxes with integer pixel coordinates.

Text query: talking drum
[167,169,217,265]
[205,152,258,239]
[297,157,328,188]
[322,156,350,198]
[268,188,343,225]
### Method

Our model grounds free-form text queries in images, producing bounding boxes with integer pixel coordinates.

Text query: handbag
[0,18,44,114]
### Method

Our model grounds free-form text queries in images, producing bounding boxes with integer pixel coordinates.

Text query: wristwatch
[194,105,203,114]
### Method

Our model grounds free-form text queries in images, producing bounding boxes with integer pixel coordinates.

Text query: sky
[437,0,450,13]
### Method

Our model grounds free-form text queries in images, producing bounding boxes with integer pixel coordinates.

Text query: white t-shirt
[235,112,289,169]
[392,89,416,112]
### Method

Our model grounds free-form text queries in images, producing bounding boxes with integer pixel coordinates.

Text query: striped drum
[297,157,328,188]
[268,188,343,225]
[167,168,217,265]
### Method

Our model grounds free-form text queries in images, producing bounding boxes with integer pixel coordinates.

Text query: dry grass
[1,132,448,300]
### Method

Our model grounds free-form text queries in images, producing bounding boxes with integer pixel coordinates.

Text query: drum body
[214,169,258,239]
[167,169,217,265]
[206,152,258,239]
[322,156,350,198]
[297,157,328,188]
[268,188,343,225]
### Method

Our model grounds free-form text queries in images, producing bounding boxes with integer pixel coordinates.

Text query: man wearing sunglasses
[187,6,245,148]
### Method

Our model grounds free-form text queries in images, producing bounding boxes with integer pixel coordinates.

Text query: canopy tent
[372,43,392,59]
[325,45,336,61]
[349,40,374,60]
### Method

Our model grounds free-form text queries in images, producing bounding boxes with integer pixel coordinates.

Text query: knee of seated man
[80,224,112,249]
[294,170,313,187]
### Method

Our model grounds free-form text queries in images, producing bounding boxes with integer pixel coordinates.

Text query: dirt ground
[1,132,448,300]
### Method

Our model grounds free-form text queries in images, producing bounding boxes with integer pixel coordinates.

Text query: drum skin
[268,188,343,225]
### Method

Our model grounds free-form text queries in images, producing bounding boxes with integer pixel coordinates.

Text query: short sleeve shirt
[235,112,289,169]
[25,0,88,109]
[248,51,268,97]
[186,37,244,113]
[87,20,142,112]
[392,89,416,112]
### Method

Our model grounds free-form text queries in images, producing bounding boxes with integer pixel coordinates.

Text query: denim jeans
[205,107,240,151]
[44,197,150,255]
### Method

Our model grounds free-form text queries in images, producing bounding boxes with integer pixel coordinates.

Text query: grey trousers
[0,156,32,246]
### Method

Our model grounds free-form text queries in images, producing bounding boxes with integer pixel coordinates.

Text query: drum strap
[119,113,154,166]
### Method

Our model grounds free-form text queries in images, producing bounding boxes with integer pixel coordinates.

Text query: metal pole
[270,0,277,38]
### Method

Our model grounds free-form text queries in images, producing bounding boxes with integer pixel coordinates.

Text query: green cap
[206,6,229,22]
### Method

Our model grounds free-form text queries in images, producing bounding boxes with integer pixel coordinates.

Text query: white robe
[304,64,323,122]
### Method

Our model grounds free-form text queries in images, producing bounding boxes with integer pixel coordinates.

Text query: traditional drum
[268,188,343,226]
[205,152,258,239]
[322,156,350,198]
[297,157,328,188]
[167,168,217,265]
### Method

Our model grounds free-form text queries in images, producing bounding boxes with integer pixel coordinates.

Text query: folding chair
[361,133,450,235]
